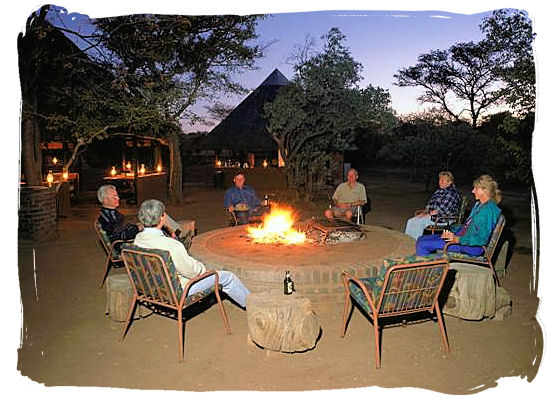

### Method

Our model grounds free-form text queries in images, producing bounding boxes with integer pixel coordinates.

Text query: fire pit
[190,218,415,303]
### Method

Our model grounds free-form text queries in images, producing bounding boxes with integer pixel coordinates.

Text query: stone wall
[19,186,57,241]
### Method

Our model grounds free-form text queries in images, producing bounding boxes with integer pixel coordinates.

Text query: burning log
[246,291,320,352]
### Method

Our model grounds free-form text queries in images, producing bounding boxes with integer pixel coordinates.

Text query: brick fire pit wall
[190,224,415,303]
[19,186,57,242]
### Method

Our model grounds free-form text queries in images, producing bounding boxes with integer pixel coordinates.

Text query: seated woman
[415,175,502,256]
[405,171,461,240]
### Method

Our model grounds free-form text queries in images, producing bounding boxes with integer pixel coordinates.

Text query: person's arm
[170,239,206,279]
[457,206,498,246]
[437,189,461,217]
[246,187,261,208]
[352,185,367,206]
[224,188,235,212]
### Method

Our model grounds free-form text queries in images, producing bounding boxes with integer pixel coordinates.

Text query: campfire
[247,203,307,245]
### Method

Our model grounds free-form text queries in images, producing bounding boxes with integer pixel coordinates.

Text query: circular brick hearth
[189,224,415,303]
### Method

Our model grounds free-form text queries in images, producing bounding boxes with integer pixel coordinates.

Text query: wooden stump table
[105,273,133,322]
[246,291,320,353]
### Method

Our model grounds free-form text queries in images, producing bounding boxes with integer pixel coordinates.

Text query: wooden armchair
[341,255,451,368]
[425,196,469,235]
[119,244,231,362]
[442,214,506,286]
[95,221,132,288]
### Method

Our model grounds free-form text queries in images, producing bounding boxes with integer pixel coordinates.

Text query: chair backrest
[485,214,506,258]
[377,259,449,316]
[121,244,183,307]
[457,196,469,224]
[95,220,112,252]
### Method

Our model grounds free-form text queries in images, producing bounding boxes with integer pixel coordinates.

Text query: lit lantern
[126,162,132,170]
[262,159,268,168]
[111,166,117,176]
[46,170,54,187]
[156,164,162,173]
[216,160,222,168]
[52,157,58,165]
[139,164,146,175]
[62,170,69,181]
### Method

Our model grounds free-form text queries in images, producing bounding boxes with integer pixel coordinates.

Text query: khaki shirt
[332,182,367,204]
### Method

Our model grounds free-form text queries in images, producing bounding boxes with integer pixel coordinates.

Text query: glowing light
[216,160,222,167]
[62,170,69,181]
[126,162,132,170]
[248,204,306,245]
[156,164,162,173]
[139,164,146,175]
[52,157,58,165]
[46,170,54,187]
[111,166,117,176]
[262,159,268,168]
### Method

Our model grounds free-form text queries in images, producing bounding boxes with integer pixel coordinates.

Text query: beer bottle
[284,270,294,295]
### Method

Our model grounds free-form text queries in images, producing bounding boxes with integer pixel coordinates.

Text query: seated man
[404,171,461,240]
[224,173,268,225]
[324,168,367,221]
[134,199,250,308]
[97,184,194,249]
[97,184,141,243]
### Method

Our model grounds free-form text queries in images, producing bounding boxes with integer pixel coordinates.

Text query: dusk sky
[5,1,550,396]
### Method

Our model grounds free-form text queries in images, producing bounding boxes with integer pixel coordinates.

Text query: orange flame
[247,203,307,245]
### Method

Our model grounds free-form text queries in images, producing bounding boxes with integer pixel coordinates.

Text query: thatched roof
[202,69,289,152]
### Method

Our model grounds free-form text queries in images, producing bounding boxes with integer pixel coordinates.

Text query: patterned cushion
[96,222,120,258]
[121,244,184,300]
[348,253,448,314]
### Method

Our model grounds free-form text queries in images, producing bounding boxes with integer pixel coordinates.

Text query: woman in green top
[415,175,502,256]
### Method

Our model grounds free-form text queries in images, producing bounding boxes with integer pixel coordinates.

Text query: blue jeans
[415,234,484,256]
[405,215,435,240]
[187,270,250,308]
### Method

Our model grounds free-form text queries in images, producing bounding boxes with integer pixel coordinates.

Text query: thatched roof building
[202,69,289,153]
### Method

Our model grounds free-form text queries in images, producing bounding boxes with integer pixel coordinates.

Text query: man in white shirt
[324,168,367,221]
[133,199,250,308]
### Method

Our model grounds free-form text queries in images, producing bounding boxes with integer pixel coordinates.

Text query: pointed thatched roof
[202,69,290,152]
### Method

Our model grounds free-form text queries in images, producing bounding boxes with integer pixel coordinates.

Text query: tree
[265,28,396,196]
[481,9,535,117]
[91,14,264,202]
[394,40,506,129]
[394,9,535,129]
[19,7,263,201]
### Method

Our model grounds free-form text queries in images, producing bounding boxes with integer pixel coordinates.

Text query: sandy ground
[14,168,543,395]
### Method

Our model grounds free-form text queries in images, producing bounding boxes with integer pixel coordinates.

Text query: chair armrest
[109,239,133,256]
[180,270,219,302]
[342,271,377,313]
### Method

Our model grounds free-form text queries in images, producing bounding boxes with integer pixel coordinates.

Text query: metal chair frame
[120,247,231,362]
[341,259,451,368]
[426,196,469,235]
[95,221,132,288]
[443,214,506,286]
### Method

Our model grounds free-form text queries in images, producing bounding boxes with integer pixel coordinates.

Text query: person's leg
[187,271,250,308]
[415,234,446,255]
[235,211,249,225]
[325,208,334,219]
[445,244,484,256]
[405,215,434,240]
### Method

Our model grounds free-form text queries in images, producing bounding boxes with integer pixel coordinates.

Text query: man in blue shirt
[224,173,267,225]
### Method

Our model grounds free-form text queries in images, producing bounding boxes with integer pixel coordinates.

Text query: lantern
[46,170,54,187]
[156,164,162,173]
[139,164,146,175]
[262,159,268,168]
[52,157,58,165]
[126,162,132,170]
[111,166,117,176]
[62,170,69,181]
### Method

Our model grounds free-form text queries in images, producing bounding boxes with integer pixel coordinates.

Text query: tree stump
[105,273,134,322]
[246,291,320,353]
[443,263,496,320]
